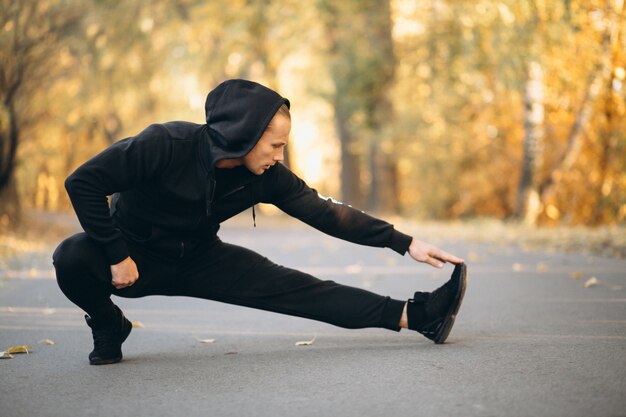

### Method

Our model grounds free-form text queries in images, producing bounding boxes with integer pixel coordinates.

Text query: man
[53,79,467,365]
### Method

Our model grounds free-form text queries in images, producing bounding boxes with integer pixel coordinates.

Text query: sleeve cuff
[103,238,130,265]
[388,229,413,255]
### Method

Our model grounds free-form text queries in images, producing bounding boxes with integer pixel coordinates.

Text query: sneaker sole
[90,355,123,365]
[433,263,467,344]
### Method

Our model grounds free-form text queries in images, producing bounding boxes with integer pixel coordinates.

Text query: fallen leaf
[536,262,549,272]
[42,307,56,315]
[583,277,598,288]
[196,338,216,344]
[39,339,55,345]
[132,321,144,328]
[0,351,14,359]
[384,257,398,266]
[512,263,523,272]
[6,345,32,354]
[295,337,316,346]
[344,264,363,274]
[467,252,480,262]
[360,275,376,289]
[569,271,584,280]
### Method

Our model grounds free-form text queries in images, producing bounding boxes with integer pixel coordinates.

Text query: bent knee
[52,233,102,273]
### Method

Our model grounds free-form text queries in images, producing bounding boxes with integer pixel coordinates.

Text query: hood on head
[204,79,290,167]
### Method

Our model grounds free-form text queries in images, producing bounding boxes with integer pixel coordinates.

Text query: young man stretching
[53,79,467,365]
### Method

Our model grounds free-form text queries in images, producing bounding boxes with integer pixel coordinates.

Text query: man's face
[243,113,290,175]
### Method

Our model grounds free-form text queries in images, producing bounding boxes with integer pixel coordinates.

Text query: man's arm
[260,163,410,253]
[65,124,172,265]
[261,164,463,267]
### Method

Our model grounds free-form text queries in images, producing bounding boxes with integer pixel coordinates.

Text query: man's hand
[110,256,139,289]
[408,239,464,269]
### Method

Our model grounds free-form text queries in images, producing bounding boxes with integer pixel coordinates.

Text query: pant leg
[172,240,405,331]
[52,232,172,321]
[53,233,405,331]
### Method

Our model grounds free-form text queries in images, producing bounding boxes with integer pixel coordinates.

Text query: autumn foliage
[1,0,624,227]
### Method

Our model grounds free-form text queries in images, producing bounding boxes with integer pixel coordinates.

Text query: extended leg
[170,240,406,331]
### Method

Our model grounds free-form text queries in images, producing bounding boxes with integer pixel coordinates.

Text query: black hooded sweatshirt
[65,79,413,264]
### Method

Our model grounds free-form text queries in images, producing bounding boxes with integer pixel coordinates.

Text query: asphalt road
[1,215,625,417]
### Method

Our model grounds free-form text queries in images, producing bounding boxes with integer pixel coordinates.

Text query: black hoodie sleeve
[260,164,413,255]
[64,124,172,264]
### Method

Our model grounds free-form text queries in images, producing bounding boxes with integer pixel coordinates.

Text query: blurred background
[1,0,625,232]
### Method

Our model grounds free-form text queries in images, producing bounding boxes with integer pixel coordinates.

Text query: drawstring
[205,176,216,216]
[252,204,256,227]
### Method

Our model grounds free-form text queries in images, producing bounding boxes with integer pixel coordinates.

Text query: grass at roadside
[0,210,80,269]
[393,217,626,259]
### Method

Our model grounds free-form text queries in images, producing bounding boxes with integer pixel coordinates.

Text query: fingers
[427,250,464,269]
[110,256,139,289]
[112,278,136,290]
[110,272,139,289]
[426,257,445,269]
[433,250,464,265]
[112,279,138,289]
[408,238,465,269]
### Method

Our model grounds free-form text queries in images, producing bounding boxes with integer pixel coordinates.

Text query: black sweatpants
[52,233,405,331]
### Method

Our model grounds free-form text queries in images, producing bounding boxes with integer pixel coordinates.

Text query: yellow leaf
[512,263,523,272]
[196,338,216,344]
[132,321,144,328]
[0,351,14,359]
[467,252,480,262]
[344,264,362,274]
[536,262,549,272]
[384,257,398,266]
[7,345,32,354]
[39,339,55,345]
[295,337,316,346]
[570,272,584,280]
[545,204,560,220]
[583,277,598,288]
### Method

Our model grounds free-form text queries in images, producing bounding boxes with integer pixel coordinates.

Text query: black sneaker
[85,304,132,365]
[407,263,467,344]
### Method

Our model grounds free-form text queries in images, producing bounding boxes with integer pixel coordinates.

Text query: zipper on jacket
[180,241,185,258]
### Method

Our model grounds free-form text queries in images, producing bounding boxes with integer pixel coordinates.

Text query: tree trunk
[592,0,623,224]
[365,0,398,214]
[335,105,362,206]
[0,103,19,191]
[0,102,21,226]
[0,174,21,228]
[593,111,618,225]
[538,0,622,208]
[368,142,398,213]
[515,61,545,225]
